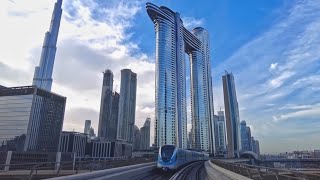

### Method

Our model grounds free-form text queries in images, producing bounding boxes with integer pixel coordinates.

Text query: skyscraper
[0,86,66,152]
[214,110,226,152]
[89,127,96,139]
[133,125,141,151]
[109,92,120,140]
[240,121,250,152]
[191,28,215,153]
[140,118,151,150]
[246,127,252,151]
[254,140,260,155]
[98,69,113,138]
[146,3,215,153]
[84,120,91,135]
[222,71,241,158]
[32,0,62,91]
[117,69,137,143]
[251,137,260,155]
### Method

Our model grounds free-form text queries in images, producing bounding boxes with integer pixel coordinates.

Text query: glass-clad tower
[98,69,113,138]
[146,3,215,153]
[117,69,137,143]
[32,0,62,91]
[191,28,215,152]
[222,71,241,158]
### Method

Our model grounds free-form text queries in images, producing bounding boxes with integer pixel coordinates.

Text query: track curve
[170,161,206,180]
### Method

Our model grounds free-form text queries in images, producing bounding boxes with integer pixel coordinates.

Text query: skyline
[0,0,319,153]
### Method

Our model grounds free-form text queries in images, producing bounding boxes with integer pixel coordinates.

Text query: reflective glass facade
[98,69,114,138]
[191,28,215,152]
[32,0,62,91]
[117,69,137,143]
[0,86,66,152]
[240,120,251,152]
[146,3,214,152]
[0,95,33,150]
[222,72,241,158]
[214,111,226,151]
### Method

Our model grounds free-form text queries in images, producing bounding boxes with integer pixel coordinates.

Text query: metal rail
[212,159,320,180]
[170,161,204,180]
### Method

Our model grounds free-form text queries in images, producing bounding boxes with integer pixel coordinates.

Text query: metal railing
[0,157,155,180]
[212,160,320,180]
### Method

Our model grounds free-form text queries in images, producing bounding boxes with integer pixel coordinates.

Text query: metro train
[157,145,209,170]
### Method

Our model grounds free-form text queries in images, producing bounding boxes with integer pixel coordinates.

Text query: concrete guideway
[170,160,251,180]
[205,160,252,180]
[47,162,157,180]
[170,161,207,180]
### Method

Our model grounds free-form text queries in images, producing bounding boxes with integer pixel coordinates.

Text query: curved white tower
[146,3,215,153]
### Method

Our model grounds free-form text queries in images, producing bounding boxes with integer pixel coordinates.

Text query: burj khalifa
[32,0,62,91]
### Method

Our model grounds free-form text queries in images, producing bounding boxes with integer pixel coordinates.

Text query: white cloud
[269,71,295,88]
[273,104,320,122]
[182,17,204,30]
[213,0,320,152]
[279,104,313,110]
[0,0,156,139]
[269,63,278,71]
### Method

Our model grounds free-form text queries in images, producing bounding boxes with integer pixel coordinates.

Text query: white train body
[157,145,209,170]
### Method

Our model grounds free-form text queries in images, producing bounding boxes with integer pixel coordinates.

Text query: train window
[161,145,175,162]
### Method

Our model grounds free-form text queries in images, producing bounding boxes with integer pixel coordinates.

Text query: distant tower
[140,118,151,150]
[32,0,63,91]
[84,120,91,135]
[109,92,120,140]
[98,69,113,138]
[222,71,241,158]
[214,110,226,152]
[240,120,250,151]
[133,125,141,150]
[117,69,137,143]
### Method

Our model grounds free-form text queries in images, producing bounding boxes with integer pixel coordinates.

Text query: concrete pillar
[72,153,76,171]
[55,152,61,170]
[4,151,12,171]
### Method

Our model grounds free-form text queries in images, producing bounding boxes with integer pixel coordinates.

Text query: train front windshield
[161,145,175,162]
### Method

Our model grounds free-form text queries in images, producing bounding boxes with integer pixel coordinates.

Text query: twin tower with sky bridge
[146,3,215,153]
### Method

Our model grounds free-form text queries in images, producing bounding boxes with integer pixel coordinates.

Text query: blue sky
[0,0,319,153]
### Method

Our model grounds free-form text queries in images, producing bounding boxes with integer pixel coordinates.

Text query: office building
[86,139,132,158]
[98,69,113,138]
[133,125,141,150]
[214,110,226,152]
[222,71,241,158]
[252,138,260,156]
[117,69,137,143]
[140,118,151,150]
[89,127,96,139]
[246,127,252,151]
[0,86,66,152]
[32,0,62,91]
[240,121,251,152]
[255,140,260,155]
[59,131,87,158]
[187,131,193,149]
[146,3,215,152]
[109,92,120,140]
[84,120,91,135]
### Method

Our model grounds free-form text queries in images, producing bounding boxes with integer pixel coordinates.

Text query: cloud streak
[213,0,320,152]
